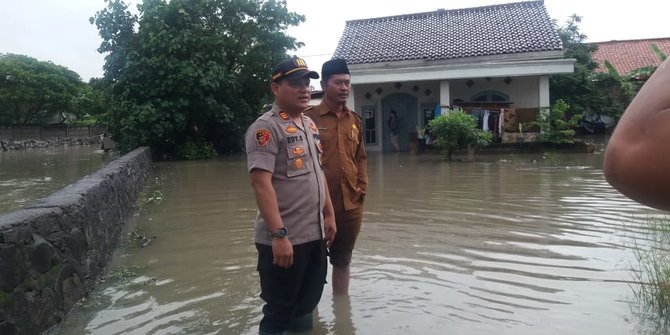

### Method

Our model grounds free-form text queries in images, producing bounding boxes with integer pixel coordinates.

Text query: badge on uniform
[256,129,271,147]
[279,112,290,121]
[308,123,318,132]
[294,158,304,169]
[286,124,297,133]
[292,147,305,155]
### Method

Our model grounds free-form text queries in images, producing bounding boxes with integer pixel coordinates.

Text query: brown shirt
[305,101,368,212]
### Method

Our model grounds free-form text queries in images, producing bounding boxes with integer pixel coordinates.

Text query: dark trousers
[256,239,327,333]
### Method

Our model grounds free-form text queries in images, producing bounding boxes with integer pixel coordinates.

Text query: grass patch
[630,215,670,330]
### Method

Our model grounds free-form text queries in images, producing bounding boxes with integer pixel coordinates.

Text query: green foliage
[630,216,670,327]
[91,0,305,159]
[651,43,667,62]
[428,110,493,161]
[68,78,113,125]
[533,99,581,144]
[550,15,624,120]
[175,138,217,160]
[0,54,87,124]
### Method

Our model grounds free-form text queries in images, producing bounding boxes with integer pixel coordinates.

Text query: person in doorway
[388,110,400,151]
[305,58,368,295]
[604,58,670,212]
[245,56,337,334]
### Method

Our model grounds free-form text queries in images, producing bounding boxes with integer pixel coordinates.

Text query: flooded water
[53,150,669,335]
[0,146,117,213]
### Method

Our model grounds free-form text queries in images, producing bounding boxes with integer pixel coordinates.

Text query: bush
[175,138,217,160]
[534,99,582,144]
[428,109,492,161]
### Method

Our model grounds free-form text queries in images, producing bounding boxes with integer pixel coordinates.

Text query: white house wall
[352,75,549,151]
[449,76,540,108]
[353,81,441,152]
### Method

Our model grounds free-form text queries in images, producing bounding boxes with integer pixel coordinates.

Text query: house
[332,0,574,152]
[591,37,670,76]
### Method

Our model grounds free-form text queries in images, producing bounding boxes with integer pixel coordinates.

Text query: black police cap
[321,58,350,78]
[271,56,319,82]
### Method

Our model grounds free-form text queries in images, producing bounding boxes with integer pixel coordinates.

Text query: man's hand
[272,238,294,268]
[324,215,337,248]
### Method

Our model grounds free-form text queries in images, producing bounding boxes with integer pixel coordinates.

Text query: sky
[2,0,669,82]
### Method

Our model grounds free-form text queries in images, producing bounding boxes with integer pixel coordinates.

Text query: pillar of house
[539,75,550,109]
[439,80,450,114]
[347,88,356,113]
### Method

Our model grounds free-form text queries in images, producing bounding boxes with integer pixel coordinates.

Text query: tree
[550,15,624,120]
[69,78,112,125]
[91,0,305,159]
[428,110,492,161]
[0,54,85,124]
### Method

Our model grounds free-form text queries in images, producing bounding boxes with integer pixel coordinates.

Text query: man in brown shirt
[305,58,368,295]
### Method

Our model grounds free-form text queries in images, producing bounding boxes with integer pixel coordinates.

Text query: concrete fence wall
[0,147,152,335]
[0,126,106,141]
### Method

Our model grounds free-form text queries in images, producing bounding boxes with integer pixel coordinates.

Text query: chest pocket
[347,127,360,145]
[287,144,310,177]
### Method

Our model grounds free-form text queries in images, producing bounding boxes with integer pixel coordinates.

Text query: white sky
[2,0,669,82]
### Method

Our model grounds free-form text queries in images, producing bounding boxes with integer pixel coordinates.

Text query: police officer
[245,56,337,334]
[305,58,368,295]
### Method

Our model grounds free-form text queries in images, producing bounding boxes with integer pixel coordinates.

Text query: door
[382,93,417,152]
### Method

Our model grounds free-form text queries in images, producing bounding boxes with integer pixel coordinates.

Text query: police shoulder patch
[256,129,271,147]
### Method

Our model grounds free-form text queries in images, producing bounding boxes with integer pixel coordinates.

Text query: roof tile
[591,38,670,75]
[333,1,563,64]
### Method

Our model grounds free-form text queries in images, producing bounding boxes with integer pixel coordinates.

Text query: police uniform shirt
[245,104,327,246]
[305,101,368,212]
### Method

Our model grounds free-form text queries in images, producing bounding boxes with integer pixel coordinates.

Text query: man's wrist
[271,226,288,238]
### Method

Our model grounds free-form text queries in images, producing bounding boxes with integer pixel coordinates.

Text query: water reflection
[0,146,116,213]
[54,152,669,335]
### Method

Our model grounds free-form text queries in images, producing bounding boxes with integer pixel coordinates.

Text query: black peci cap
[271,56,319,82]
[321,58,350,78]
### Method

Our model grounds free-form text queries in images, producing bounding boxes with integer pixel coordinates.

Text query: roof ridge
[591,37,670,44]
[344,0,544,24]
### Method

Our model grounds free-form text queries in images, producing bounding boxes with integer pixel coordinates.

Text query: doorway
[382,93,417,152]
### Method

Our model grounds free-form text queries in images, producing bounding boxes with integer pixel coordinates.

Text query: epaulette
[258,110,273,121]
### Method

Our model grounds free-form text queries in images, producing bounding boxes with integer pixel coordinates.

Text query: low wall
[0,126,106,141]
[1,137,101,151]
[0,147,152,335]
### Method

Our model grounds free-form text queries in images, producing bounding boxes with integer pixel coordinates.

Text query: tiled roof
[591,38,670,75]
[332,1,563,65]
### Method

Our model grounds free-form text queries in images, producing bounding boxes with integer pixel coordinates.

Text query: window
[362,105,377,145]
[471,90,509,102]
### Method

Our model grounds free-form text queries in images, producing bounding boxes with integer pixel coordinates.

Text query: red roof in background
[591,38,670,75]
